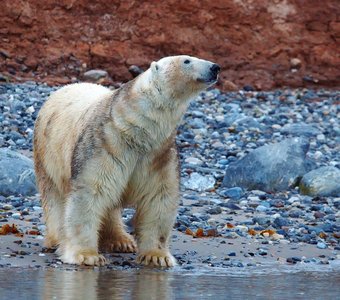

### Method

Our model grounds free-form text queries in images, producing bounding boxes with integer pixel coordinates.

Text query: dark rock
[206,206,222,215]
[270,199,285,208]
[286,257,302,264]
[321,223,336,233]
[243,85,254,91]
[222,138,315,192]
[258,249,267,256]
[128,65,144,78]
[217,187,244,200]
[273,217,291,228]
[288,209,302,218]
[299,166,340,197]
[220,201,241,210]
[176,215,190,227]
[0,49,11,58]
[314,211,326,219]
[0,149,37,196]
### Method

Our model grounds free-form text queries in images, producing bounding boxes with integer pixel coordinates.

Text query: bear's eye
[184,59,191,64]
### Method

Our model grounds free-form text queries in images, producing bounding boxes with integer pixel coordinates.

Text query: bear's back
[34,83,113,191]
[44,83,111,113]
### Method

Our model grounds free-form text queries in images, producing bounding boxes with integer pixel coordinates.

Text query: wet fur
[34,55,216,267]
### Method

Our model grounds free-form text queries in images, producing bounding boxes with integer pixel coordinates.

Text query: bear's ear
[151,61,159,75]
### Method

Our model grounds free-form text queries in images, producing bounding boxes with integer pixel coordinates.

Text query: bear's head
[149,55,220,102]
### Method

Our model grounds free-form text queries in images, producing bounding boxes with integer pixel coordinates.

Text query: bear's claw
[61,249,107,266]
[137,249,177,268]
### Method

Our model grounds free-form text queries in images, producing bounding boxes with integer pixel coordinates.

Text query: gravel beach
[0,82,339,271]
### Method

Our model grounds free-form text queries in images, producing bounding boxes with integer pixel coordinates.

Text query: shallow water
[0,267,339,300]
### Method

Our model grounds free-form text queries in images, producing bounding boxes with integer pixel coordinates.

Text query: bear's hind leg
[99,207,137,253]
[43,190,65,249]
[38,173,65,249]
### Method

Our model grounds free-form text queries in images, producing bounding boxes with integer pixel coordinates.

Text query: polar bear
[34,55,220,267]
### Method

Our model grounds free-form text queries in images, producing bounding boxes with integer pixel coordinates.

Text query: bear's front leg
[135,192,178,267]
[59,186,109,266]
[134,158,179,267]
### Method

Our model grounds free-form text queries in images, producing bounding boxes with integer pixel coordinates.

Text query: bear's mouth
[197,75,219,85]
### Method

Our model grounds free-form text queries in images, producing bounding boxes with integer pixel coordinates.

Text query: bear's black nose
[210,64,221,75]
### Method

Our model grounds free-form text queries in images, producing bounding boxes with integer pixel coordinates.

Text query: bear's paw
[61,248,107,266]
[136,249,177,267]
[100,233,137,253]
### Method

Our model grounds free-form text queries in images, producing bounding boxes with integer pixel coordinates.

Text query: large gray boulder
[299,166,340,197]
[222,137,315,192]
[280,123,321,137]
[0,149,37,196]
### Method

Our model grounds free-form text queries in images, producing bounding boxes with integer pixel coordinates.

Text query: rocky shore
[0,82,339,271]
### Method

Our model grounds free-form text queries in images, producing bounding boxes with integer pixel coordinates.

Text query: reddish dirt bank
[0,0,339,90]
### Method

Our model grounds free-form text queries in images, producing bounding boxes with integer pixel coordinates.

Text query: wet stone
[206,206,222,215]
[258,249,268,256]
[286,257,302,264]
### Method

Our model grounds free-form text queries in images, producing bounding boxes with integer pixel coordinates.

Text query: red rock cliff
[0,0,339,89]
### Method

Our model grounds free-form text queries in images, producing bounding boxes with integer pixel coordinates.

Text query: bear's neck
[136,69,190,128]
[111,70,190,152]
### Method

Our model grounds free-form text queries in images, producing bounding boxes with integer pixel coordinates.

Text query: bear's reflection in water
[1,268,339,299]
[43,268,173,300]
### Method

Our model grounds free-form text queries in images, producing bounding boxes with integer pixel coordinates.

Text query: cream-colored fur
[34,55,219,267]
